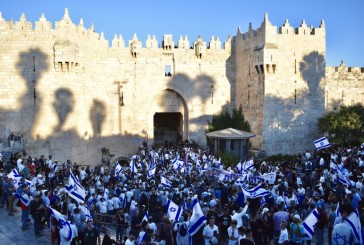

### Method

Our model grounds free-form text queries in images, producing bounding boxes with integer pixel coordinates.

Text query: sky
[1,0,363,67]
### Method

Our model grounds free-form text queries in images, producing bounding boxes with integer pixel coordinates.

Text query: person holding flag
[331,207,354,245]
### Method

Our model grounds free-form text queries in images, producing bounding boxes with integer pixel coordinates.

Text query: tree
[317,104,364,145]
[206,105,251,133]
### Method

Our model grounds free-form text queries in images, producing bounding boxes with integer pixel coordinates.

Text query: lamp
[120,91,124,106]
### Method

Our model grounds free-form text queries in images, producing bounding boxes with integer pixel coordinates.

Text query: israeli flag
[335,202,341,218]
[147,164,156,179]
[313,137,331,150]
[188,198,206,235]
[260,197,267,207]
[115,163,122,177]
[257,172,276,185]
[161,175,172,189]
[48,206,74,241]
[52,163,58,173]
[242,157,254,172]
[345,209,362,244]
[142,211,149,223]
[235,161,243,174]
[19,192,31,206]
[166,199,183,221]
[241,184,270,199]
[217,169,232,182]
[135,138,143,144]
[302,208,319,239]
[7,169,32,188]
[66,170,86,204]
[130,158,138,173]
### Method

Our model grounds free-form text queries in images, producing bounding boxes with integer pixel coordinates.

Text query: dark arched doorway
[153,112,183,145]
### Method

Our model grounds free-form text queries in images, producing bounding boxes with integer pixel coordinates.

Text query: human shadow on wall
[262,51,326,152]
[90,99,106,137]
[53,88,74,132]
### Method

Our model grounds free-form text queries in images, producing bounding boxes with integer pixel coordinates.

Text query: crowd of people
[0,141,364,245]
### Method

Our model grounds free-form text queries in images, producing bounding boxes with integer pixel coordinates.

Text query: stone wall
[0,10,363,163]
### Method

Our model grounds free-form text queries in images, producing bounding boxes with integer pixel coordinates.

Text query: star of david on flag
[66,169,86,204]
[313,137,331,150]
[166,199,182,221]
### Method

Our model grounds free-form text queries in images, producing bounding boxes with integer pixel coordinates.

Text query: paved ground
[0,205,50,245]
[0,205,121,245]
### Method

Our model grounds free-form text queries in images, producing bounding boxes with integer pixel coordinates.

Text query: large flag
[242,157,254,172]
[330,162,351,186]
[313,137,331,150]
[241,184,270,198]
[130,158,138,173]
[216,168,232,182]
[161,175,172,189]
[166,199,183,221]
[345,209,362,244]
[147,164,156,179]
[13,192,31,206]
[188,198,206,235]
[66,170,86,204]
[235,161,243,174]
[7,169,32,188]
[335,202,341,218]
[48,206,75,241]
[257,172,276,185]
[115,163,122,177]
[302,208,319,239]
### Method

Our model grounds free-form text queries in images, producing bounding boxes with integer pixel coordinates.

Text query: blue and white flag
[313,137,331,150]
[142,211,149,223]
[335,202,341,218]
[257,172,276,185]
[241,183,270,199]
[235,161,243,174]
[51,163,58,173]
[161,175,172,188]
[302,208,319,239]
[48,206,75,241]
[217,168,232,182]
[135,138,143,144]
[147,164,156,179]
[115,163,122,177]
[260,197,267,207]
[130,158,138,173]
[166,199,183,221]
[66,170,86,204]
[242,157,254,172]
[345,209,362,244]
[331,162,351,186]
[7,168,32,188]
[188,198,206,235]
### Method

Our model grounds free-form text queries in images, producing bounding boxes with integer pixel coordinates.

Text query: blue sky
[1,0,363,66]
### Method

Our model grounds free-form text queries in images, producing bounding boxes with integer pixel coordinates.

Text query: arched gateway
[148,89,189,145]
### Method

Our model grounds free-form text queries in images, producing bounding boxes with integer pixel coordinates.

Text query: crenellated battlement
[0,9,232,53]
[233,13,325,44]
[327,61,364,74]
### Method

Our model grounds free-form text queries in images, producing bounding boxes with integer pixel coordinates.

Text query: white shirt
[278,228,289,244]
[124,239,134,245]
[97,200,108,213]
[227,226,239,245]
[203,224,219,245]
[107,199,114,211]
[79,170,87,181]
[230,204,248,228]
[112,196,120,209]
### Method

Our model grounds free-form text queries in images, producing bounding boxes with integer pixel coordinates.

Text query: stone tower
[233,14,327,154]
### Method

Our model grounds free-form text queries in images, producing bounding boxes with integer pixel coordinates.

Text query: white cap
[209,199,217,207]
[293,214,301,221]
[262,208,269,214]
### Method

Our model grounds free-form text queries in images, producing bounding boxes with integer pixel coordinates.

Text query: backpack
[179,223,187,237]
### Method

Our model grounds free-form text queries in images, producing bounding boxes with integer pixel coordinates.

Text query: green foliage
[265,154,296,163]
[214,150,239,167]
[317,103,364,145]
[206,105,251,133]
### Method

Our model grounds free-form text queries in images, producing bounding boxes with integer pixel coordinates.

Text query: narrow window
[272,64,276,73]
[165,65,172,77]
[33,56,36,71]
[294,89,297,104]
[295,59,297,74]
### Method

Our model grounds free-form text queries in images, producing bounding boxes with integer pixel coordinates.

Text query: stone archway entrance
[148,89,189,145]
[153,112,183,145]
